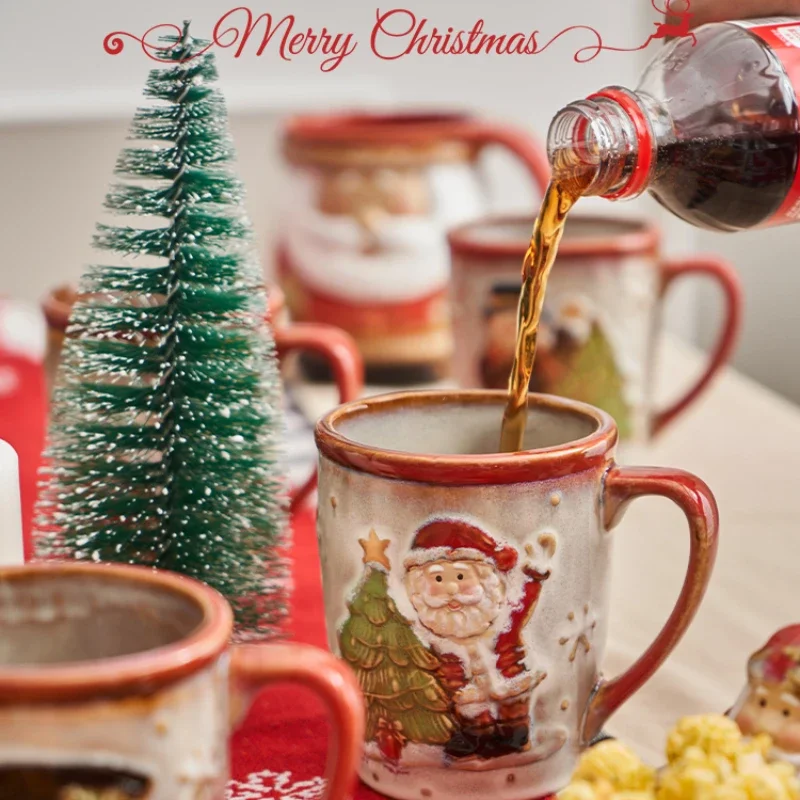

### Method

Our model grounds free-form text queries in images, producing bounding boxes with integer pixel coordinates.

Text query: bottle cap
[586,87,654,200]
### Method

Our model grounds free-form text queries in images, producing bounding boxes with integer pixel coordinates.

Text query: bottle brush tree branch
[34,22,288,639]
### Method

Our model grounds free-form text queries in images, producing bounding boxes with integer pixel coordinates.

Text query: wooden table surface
[290,338,800,765]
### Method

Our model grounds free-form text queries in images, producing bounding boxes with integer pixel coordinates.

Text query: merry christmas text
[105,7,653,72]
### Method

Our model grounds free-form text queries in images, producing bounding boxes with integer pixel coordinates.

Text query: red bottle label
[732,18,800,226]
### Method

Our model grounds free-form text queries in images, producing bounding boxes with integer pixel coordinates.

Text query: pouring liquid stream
[498,167,595,453]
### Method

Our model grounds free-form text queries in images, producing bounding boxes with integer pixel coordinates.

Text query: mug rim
[41,284,77,332]
[315,390,617,485]
[284,110,476,146]
[0,562,232,704]
[448,213,660,262]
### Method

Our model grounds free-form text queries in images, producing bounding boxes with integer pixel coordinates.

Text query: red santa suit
[403,519,550,759]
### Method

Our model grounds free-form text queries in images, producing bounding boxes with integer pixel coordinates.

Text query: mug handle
[652,257,742,436]
[273,323,364,513]
[581,465,719,743]
[461,123,552,197]
[231,643,365,800]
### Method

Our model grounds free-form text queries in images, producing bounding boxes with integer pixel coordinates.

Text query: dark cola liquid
[650,132,800,232]
[0,765,151,799]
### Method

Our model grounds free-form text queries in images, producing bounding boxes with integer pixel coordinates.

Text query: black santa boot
[485,696,532,757]
[444,715,495,760]
[444,729,482,759]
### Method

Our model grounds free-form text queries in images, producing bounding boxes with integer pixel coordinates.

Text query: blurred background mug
[41,283,363,511]
[448,215,743,442]
[276,112,551,384]
[0,562,363,799]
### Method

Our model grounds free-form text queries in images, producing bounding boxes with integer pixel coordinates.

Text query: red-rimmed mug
[277,112,550,383]
[314,390,718,800]
[448,215,742,441]
[0,562,364,798]
[41,284,363,512]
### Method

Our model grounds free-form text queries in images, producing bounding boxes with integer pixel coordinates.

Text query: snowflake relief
[226,769,326,800]
[559,604,597,663]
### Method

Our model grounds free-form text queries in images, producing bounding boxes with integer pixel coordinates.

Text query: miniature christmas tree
[34,23,287,638]
[338,530,455,763]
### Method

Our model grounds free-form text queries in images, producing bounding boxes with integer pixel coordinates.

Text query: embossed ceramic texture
[315,391,719,800]
[448,215,742,441]
[0,564,363,800]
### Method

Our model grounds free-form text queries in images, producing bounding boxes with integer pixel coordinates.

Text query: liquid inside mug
[448,215,742,441]
[314,390,718,800]
[40,283,363,513]
[0,563,364,799]
[277,112,551,384]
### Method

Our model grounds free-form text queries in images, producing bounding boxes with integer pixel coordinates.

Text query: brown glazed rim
[0,563,232,704]
[448,213,660,262]
[41,285,77,332]
[284,111,477,146]
[316,390,617,486]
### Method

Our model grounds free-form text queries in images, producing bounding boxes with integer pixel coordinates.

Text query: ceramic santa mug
[278,112,551,383]
[448,215,742,441]
[315,390,719,800]
[41,283,363,511]
[0,562,364,799]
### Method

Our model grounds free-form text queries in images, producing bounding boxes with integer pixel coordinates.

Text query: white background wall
[2,0,782,403]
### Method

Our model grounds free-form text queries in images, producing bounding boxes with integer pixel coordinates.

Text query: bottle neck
[546,87,655,200]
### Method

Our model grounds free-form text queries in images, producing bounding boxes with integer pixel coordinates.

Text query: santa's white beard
[281,165,484,303]
[407,569,505,641]
[285,210,449,302]
[770,745,800,768]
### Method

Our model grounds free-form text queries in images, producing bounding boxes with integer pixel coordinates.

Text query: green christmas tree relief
[339,531,455,762]
[33,23,286,638]
[551,322,632,439]
[533,319,632,439]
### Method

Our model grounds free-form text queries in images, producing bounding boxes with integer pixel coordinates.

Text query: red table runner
[229,505,386,800]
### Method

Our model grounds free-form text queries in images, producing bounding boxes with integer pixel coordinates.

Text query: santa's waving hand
[493,532,556,696]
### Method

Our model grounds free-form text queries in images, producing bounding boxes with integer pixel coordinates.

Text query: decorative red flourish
[103,23,212,62]
[534,0,695,62]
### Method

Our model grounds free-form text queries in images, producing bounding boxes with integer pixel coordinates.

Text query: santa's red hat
[748,624,800,688]
[403,518,518,572]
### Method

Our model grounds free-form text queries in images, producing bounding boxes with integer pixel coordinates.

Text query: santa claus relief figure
[317,167,432,255]
[403,518,558,761]
[283,162,481,306]
[730,625,800,768]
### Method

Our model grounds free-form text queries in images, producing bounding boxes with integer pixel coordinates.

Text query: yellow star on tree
[359,529,391,570]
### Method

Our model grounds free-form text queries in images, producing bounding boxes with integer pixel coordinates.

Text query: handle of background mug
[462,123,552,197]
[653,257,742,436]
[581,465,719,743]
[231,643,365,800]
[273,323,364,513]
